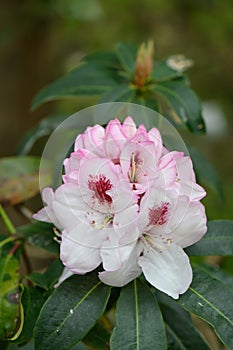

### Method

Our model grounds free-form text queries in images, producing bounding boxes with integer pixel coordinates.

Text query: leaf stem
[0,235,18,248]
[0,203,17,234]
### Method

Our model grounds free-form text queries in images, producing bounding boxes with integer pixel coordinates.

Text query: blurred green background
[0,0,233,220]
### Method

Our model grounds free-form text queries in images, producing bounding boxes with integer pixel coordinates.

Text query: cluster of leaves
[1,42,233,350]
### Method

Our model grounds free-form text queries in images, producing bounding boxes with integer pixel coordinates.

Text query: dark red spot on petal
[148,202,169,226]
[88,174,113,203]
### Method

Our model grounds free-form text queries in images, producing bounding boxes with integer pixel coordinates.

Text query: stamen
[129,152,142,183]
[53,227,62,237]
[129,152,136,182]
[54,237,61,244]
[92,215,113,229]
[143,234,166,253]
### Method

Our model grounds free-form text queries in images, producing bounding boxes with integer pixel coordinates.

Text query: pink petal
[122,116,137,139]
[148,127,163,159]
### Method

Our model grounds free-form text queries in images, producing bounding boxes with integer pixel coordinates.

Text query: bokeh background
[1,1,232,209]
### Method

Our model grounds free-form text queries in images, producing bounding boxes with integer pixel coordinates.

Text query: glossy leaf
[31,51,120,110]
[70,343,89,350]
[110,279,166,350]
[152,81,205,133]
[34,271,111,350]
[14,286,47,344]
[18,221,59,254]
[194,264,233,289]
[83,322,110,350]
[26,259,63,290]
[0,245,22,339]
[178,266,233,350]
[16,114,68,155]
[100,85,135,103]
[152,59,183,81]
[115,43,137,74]
[9,340,35,350]
[157,291,210,350]
[131,93,160,113]
[186,220,233,256]
[188,146,224,199]
[0,156,52,206]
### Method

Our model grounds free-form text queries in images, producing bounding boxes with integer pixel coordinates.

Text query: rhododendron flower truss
[34,116,207,299]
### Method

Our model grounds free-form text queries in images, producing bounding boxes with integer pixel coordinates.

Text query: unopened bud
[133,40,154,88]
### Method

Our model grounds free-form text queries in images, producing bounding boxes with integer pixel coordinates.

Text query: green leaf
[14,286,47,344]
[31,51,120,110]
[0,246,22,339]
[193,264,233,289]
[83,322,110,350]
[100,85,135,103]
[157,291,210,350]
[26,272,48,290]
[188,146,224,199]
[177,266,233,350]
[186,220,233,256]
[0,156,52,206]
[151,81,205,133]
[34,271,111,350]
[16,114,69,155]
[43,258,64,288]
[131,93,160,113]
[115,43,137,74]
[26,259,63,290]
[70,343,89,350]
[110,279,166,350]
[9,340,35,350]
[18,221,59,254]
[152,59,183,81]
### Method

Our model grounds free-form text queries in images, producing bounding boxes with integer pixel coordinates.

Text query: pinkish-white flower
[34,116,207,299]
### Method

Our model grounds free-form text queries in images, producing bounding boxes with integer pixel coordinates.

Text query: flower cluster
[34,116,207,299]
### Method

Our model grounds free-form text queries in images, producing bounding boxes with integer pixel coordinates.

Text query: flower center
[88,174,113,203]
[129,152,142,183]
[148,202,169,226]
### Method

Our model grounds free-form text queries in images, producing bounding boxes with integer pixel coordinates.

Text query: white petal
[60,224,107,274]
[54,267,74,288]
[101,236,139,272]
[120,140,158,184]
[139,186,177,231]
[138,244,192,299]
[108,178,138,214]
[101,205,140,271]
[99,241,143,287]
[157,153,177,188]
[173,154,206,201]
[74,133,84,152]
[169,200,207,248]
[33,187,63,230]
[53,183,90,231]
[33,207,52,223]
